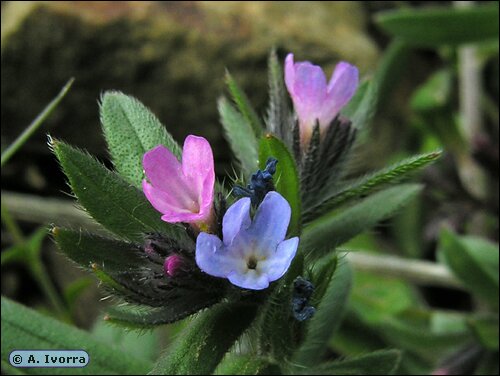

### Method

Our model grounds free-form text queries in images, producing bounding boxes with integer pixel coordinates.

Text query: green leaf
[1,297,151,375]
[218,97,259,177]
[301,184,423,260]
[53,227,147,272]
[351,271,417,325]
[305,151,441,221]
[438,229,499,308]
[265,49,293,146]
[258,254,304,362]
[468,316,499,350]
[63,277,93,312]
[292,260,352,367]
[259,134,301,236]
[301,349,402,375]
[52,140,188,243]
[100,91,182,186]
[225,71,263,137]
[1,226,47,266]
[411,70,453,113]
[343,41,411,131]
[150,302,258,375]
[215,354,281,375]
[375,4,499,47]
[91,318,160,362]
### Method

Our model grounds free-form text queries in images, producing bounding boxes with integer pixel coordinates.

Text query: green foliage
[53,227,147,272]
[225,71,264,137]
[265,49,293,146]
[305,151,441,221]
[301,349,402,375]
[150,302,258,375]
[438,229,499,309]
[292,260,352,368]
[375,4,499,47]
[1,297,151,375]
[259,134,301,236]
[301,184,423,260]
[52,140,188,243]
[100,91,182,186]
[258,254,304,362]
[468,315,499,350]
[215,354,281,375]
[218,97,259,177]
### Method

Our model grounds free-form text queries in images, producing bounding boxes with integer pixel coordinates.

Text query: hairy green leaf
[150,302,258,375]
[1,297,151,375]
[215,354,281,375]
[225,71,263,137]
[292,260,352,367]
[52,140,187,243]
[305,151,441,221]
[100,91,182,186]
[218,97,259,177]
[375,4,499,47]
[259,134,301,236]
[266,49,293,147]
[53,227,147,272]
[302,184,423,260]
[300,350,402,375]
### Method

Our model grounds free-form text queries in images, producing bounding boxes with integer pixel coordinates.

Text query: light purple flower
[142,135,215,225]
[285,53,359,145]
[195,191,299,290]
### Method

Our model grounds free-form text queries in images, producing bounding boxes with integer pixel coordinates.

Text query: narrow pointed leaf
[259,134,301,236]
[305,151,441,221]
[52,140,188,243]
[292,260,352,367]
[100,91,182,186]
[266,49,293,146]
[302,184,423,260]
[301,349,402,375]
[53,227,146,272]
[375,4,499,47]
[150,302,258,375]
[225,71,263,137]
[218,97,259,177]
[1,297,151,375]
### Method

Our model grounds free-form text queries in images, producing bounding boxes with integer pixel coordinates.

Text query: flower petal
[227,270,270,290]
[222,197,251,247]
[195,233,243,278]
[181,135,215,204]
[247,191,291,254]
[292,62,327,126]
[259,237,299,282]
[324,61,359,118]
[284,53,296,96]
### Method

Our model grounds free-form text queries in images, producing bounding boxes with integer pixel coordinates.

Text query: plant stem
[1,78,74,167]
[345,251,463,290]
[1,199,25,245]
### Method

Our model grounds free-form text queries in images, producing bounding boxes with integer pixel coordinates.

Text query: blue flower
[195,191,299,290]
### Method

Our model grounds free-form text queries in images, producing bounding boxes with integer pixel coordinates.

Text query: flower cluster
[143,138,298,291]
[141,52,358,293]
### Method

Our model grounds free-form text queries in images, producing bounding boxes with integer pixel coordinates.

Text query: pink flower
[285,53,359,145]
[142,135,215,225]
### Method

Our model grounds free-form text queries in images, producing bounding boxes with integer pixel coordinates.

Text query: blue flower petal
[247,191,291,253]
[259,237,299,281]
[195,232,242,278]
[222,197,251,247]
[227,270,270,290]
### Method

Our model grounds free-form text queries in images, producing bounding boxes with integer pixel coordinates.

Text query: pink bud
[164,255,186,277]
